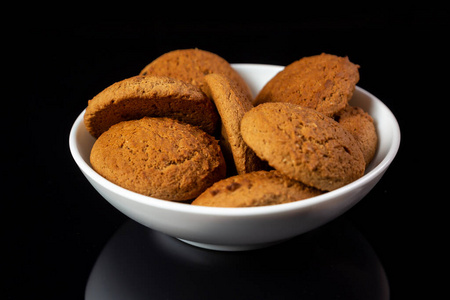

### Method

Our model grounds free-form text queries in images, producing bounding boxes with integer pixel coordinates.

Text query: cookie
[140,48,253,101]
[254,53,359,117]
[84,75,219,138]
[192,170,323,207]
[335,106,378,165]
[203,73,264,175]
[240,102,365,191]
[90,117,226,201]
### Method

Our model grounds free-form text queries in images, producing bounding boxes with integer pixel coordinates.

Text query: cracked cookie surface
[254,53,359,117]
[204,73,264,175]
[90,117,226,200]
[240,102,365,191]
[335,105,378,166]
[84,75,219,138]
[192,170,323,207]
[140,48,252,101]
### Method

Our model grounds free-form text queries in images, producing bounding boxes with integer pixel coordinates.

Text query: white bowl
[69,63,400,251]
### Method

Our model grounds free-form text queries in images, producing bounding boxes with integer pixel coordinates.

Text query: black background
[5,6,448,299]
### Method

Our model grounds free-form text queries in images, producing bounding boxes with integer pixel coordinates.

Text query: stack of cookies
[86,49,377,207]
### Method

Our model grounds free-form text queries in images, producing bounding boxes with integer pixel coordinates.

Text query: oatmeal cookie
[140,48,252,100]
[240,102,365,191]
[254,53,359,117]
[90,117,226,200]
[335,105,378,165]
[84,75,219,138]
[192,170,322,207]
[204,73,264,175]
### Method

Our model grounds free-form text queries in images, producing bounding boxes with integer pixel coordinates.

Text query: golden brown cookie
[90,117,226,201]
[192,170,323,207]
[84,75,219,138]
[254,53,360,117]
[203,73,264,175]
[335,106,378,165]
[140,48,253,101]
[240,103,365,191]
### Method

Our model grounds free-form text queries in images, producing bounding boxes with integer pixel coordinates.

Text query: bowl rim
[69,63,401,217]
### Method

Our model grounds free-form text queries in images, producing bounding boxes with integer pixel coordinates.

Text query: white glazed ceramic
[69,64,400,251]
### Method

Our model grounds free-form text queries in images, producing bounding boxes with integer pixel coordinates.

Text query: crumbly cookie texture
[90,117,226,201]
[335,106,378,165]
[240,102,365,191]
[203,73,265,175]
[84,50,378,205]
[140,48,253,101]
[192,170,323,207]
[254,53,359,117]
[84,75,219,138]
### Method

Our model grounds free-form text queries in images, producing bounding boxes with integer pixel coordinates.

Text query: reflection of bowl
[69,64,401,251]
[85,219,389,299]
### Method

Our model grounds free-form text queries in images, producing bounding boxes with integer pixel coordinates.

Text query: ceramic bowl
[69,64,400,251]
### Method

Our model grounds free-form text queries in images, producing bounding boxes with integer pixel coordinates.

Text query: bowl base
[177,238,286,251]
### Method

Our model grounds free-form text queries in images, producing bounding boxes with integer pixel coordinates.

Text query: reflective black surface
[6,9,446,299]
[85,218,388,300]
